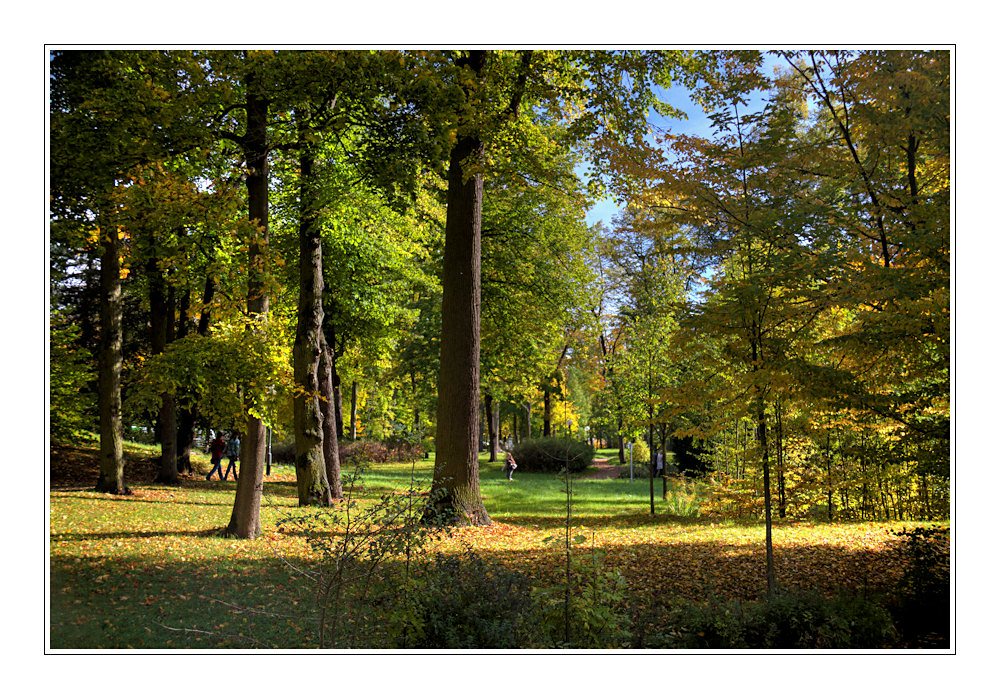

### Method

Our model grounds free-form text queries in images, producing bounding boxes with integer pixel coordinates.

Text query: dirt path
[579,457,623,480]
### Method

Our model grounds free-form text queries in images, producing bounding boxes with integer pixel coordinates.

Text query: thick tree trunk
[227,68,269,539]
[425,53,491,526]
[319,335,343,499]
[96,210,128,495]
[524,401,531,440]
[292,117,332,506]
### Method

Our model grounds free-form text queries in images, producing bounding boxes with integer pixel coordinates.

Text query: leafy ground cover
[49,440,945,649]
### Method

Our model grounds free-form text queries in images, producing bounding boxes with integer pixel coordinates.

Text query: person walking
[223,432,240,481]
[207,432,226,480]
[503,451,518,481]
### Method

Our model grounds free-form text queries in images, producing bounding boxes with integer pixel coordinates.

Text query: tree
[50,50,216,494]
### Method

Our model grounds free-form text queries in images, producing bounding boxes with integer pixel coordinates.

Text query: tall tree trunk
[319,335,343,499]
[775,400,786,518]
[349,380,358,440]
[425,52,491,526]
[333,372,344,440]
[524,401,531,440]
[148,249,179,485]
[227,67,269,539]
[96,206,128,495]
[292,114,332,506]
[177,274,214,475]
[543,390,552,437]
[755,394,777,598]
[485,392,498,462]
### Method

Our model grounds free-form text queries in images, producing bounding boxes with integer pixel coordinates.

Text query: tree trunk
[177,274,214,475]
[292,114,332,506]
[543,390,552,437]
[350,380,358,440]
[319,334,343,499]
[148,249,180,485]
[95,206,128,495]
[524,401,531,440]
[425,51,491,526]
[227,67,269,539]
[333,374,344,440]
[755,395,776,598]
[485,392,498,462]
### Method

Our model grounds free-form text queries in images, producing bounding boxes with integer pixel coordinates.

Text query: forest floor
[48,440,947,650]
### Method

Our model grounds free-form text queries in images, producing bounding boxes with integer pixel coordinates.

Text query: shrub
[533,548,630,648]
[890,526,950,646]
[628,440,649,465]
[411,552,541,649]
[270,439,426,466]
[510,438,595,474]
[341,440,425,464]
[660,591,898,649]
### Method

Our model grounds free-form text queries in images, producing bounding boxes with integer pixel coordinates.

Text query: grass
[49,439,944,649]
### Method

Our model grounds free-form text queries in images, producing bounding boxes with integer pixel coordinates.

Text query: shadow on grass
[49,553,320,650]
[49,524,944,649]
[51,528,224,542]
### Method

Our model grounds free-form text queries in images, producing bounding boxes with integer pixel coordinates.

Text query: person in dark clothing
[207,433,226,480]
[223,432,240,481]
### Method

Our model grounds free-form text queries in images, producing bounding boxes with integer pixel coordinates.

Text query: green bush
[510,438,595,473]
[629,440,649,465]
[50,309,95,442]
[660,591,898,649]
[533,551,630,648]
[412,552,541,649]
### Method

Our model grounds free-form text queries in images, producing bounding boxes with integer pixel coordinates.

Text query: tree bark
[425,52,491,526]
[318,335,342,498]
[227,66,269,539]
[543,390,552,437]
[485,392,498,462]
[177,273,214,475]
[95,205,128,495]
[350,380,358,440]
[148,249,180,485]
[292,113,332,506]
[755,392,777,598]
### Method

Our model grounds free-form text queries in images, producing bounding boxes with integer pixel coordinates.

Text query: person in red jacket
[207,433,226,480]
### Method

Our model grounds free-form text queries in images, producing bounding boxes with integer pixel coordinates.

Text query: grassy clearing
[49,440,939,649]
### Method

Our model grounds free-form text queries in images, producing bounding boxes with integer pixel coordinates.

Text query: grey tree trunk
[319,335,343,499]
[292,114,332,506]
